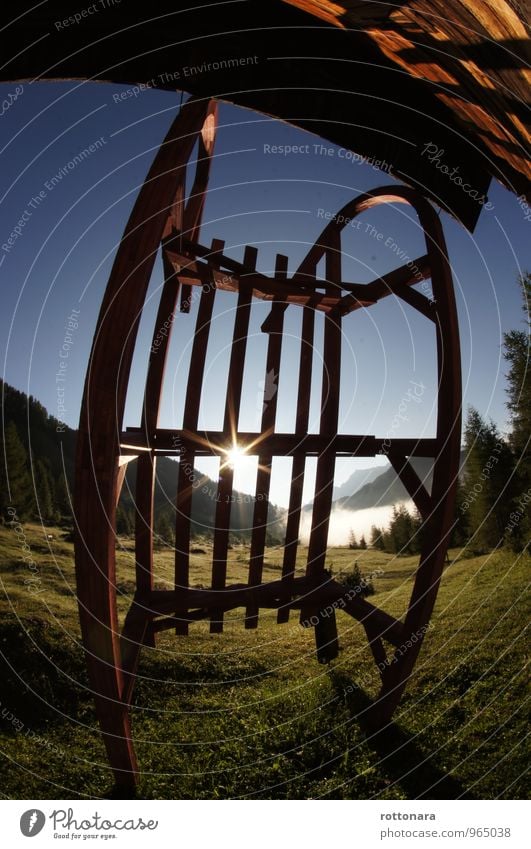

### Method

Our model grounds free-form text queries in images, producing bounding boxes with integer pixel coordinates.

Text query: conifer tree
[34,459,54,521]
[503,272,530,548]
[462,407,514,551]
[0,421,33,518]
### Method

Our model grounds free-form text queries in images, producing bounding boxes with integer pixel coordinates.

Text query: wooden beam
[387,451,433,521]
[174,238,221,634]
[134,577,404,646]
[210,246,255,632]
[246,254,288,629]
[178,101,218,311]
[121,429,439,458]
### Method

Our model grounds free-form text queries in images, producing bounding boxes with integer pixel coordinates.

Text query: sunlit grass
[0,522,528,800]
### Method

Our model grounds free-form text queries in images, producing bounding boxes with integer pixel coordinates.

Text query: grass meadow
[0,522,529,799]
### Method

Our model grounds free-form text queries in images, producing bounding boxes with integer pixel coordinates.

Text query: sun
[224,442,247,468]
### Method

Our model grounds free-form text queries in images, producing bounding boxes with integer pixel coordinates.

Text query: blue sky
[1,80,529,506]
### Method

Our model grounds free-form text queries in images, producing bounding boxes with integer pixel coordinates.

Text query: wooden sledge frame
[74,96,461,791]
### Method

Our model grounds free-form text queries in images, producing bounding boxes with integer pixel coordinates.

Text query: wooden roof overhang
[0,0,529,231]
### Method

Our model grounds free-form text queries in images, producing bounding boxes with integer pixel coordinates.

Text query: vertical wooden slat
[303,234,342,636]
[138,104,218,640]
[174,238,222,634]
[245,254,288,628]
[179,101,218,312]
[135,454,156,598]
[135,172,186,651]
[210,245,256,633]
[277,305,315,623]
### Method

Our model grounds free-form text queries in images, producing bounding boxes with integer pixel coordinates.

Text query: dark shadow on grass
[103,783,139,800]
[328,669,470,800]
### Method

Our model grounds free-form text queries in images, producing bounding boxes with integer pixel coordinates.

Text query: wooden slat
[246,255,288,628]
[125,466,153,674]
[120,602,150,706]
[115,458,131,507]
[174,238,222,634]
[178,101,218,312]
[133,149,187,653]
[387,451,433,521]
[143,247,183,439]
[393,283,435,321]
[302,236,342,657]
[362,619,389,674]
[135,453,156,647]
[210,245,255,632]
[166,255,344,311]
[277,304,315,623]
[305,234,342,584]
[121,429,439,458]
[333,256,430,318]
[210,468,234,633]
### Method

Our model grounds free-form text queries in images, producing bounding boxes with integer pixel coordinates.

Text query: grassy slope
[0,523,528,799]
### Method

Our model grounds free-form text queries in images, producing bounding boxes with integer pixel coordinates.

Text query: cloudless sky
[1,80,529,507]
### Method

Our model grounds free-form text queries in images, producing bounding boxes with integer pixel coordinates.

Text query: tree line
[370,273,530,555]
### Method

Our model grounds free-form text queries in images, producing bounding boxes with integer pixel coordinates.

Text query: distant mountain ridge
[0,380,284,541]
[335,457,434,511]
[119,456,285,541]
[332,465,386,501]
[332,452,466,512]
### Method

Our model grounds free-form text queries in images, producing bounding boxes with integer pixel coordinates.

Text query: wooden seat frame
[74,97,461,791]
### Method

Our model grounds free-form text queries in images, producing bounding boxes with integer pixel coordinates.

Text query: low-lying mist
[299,500,415,546]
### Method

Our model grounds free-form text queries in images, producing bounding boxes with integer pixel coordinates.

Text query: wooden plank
[143,269,182,435]
[171,236,430,299]
[210,467,235,633]
[121,429,439,458]
[305,234,342,584]
[134,453,156,647]
[139,576,404,646]
[137,107,217,644]
[302,235,342,660]
[115,457,133,507]
[393,282,435,321]
[174,238,222,635]
[362,619,388,673]
[166,256,344,311]
[277,304,315,623]
[120,602,150,707]
[178,101,218,312]
[210,246,255,632]
[333,256,430,318]
[387,451,433,521]
[246,255,287,628]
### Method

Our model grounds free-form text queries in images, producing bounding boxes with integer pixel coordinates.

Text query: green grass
[0,522,529,799]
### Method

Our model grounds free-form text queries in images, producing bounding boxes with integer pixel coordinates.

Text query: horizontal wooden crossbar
[165,250,354,312]
[121,429,439,457]
[162,233,430,316]
[125,577,405,646]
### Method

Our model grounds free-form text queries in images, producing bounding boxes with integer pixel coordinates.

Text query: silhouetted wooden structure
[2,1,529,231]
[74,98,462,790]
